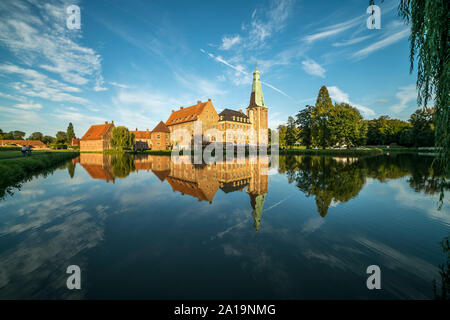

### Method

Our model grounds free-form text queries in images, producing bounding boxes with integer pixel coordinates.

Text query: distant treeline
[0,123,77,147]
[274,86,435,149]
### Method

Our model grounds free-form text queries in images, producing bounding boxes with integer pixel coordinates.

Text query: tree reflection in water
[433,236,450,300]
[75,153,449,220]
[279,154,449,217]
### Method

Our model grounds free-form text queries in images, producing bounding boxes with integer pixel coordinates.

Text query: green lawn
[0,151,79,199]
[0,149,77,160]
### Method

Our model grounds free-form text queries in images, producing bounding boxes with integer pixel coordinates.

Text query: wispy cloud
[0,0,104,90]
[0,63,88,105]
[0,105,44,125]
[201,49,293,99]
[109,82,130,89]
[303,15,364,43]
[0,91,27,102]
[332,35,372,47]
[389,84,417,113]
[352,28,410,60]
[301,59,326,78]
[15,102,42,110]
[220,35,242,50]
[241,0,294,48]
[327,86,375,117]
[174,72,227,98]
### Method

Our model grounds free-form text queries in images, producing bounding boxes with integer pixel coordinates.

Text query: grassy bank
[372,146,437,153]
[0,151,79,199]
[279,147,384,156]
[0,149,78,160]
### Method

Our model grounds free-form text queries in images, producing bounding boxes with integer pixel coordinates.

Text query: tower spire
[249,68,265,108]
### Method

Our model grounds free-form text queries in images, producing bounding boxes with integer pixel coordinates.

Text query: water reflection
[78,153,269,230]
[75,153,448,224]
[433,236,450,300]
[0,153,447,299]
[278,154,449,217]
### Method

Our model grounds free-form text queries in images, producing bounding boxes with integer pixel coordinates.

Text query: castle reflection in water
[75,153,269,231]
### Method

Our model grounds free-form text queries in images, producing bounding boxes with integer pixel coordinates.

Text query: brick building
[80,121,115,152]
[0,140,48,149]
[218,109,251,145]
[150,121,171,150]
[166,99,219,147]
[130,129,152,148]
[72,138,80,147]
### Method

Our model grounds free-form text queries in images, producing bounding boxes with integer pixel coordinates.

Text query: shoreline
[0,151,79,199]
[77,146,436,156]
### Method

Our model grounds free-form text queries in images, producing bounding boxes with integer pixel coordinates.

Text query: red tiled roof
[152,169,170,182]
[152,121,170,133]
[130,130,152,139]
[166,100,211,126]
[81,122,114,140]
[166,176,210,201]
[81,164,115,182]
[0,140,47,148]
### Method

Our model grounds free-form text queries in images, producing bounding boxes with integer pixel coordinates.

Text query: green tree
[55,131,68,144]
[42,135,55,145]
[410,107,435,147]
[277,125,287,149]
[295,105,314,149]
[399,127,414,147]
[66,122,75,143]
[311,86,333,148]
[398,0,449,173]
[2,132,14,140]
[67,161,76,179]
[285,116,298,147]
[110,126,135,150]
[28,132,44,141]
[366,116,411,145]
[11,131,26,140]
[328,103,367,147]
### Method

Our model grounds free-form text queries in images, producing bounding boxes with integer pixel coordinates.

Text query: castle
[80,68,268,152]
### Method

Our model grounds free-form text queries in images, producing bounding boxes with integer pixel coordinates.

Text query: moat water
[0,153,448,299]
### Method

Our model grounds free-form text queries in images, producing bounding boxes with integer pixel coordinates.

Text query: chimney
[239,109,243,113]
[105,121,108,124]
[111,120,114,124]
[197,100,201,104]
[146,128,149,131]
[172,110,174,113]
[180,106,184,110]
[208,98,211,102]
[135,128,138,131]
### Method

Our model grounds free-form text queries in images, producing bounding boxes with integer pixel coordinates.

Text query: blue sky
[0,0,419,137]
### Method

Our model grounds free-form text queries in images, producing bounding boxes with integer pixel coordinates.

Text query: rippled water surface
[0,153,448,299]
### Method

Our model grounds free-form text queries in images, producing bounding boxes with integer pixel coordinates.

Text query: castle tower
[247,156,269,231]
[246,68,268,145]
